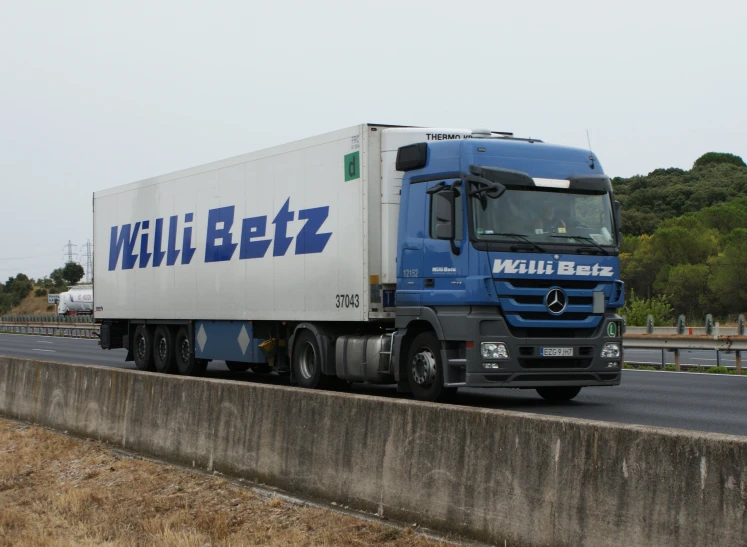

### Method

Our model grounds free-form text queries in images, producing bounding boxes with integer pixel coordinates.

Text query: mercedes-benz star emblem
[545,288,567,315]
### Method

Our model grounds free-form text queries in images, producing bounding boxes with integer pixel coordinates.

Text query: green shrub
[706,366,729,374]
[662,365,676,371]
[688,366,706,373]
[637,365,656,371]
[34,288,48,297]
[619,292,673,326]
[623,363,634,369]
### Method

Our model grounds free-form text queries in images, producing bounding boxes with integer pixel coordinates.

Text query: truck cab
[393,133,623,401]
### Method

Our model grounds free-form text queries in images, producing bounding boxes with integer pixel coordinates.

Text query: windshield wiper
[550,235,609,255]
[491,233,547,253]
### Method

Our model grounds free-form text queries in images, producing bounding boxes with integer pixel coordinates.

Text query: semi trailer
[95,123,624,402]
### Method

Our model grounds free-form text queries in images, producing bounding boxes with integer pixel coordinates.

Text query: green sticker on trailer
[344,151,360,181]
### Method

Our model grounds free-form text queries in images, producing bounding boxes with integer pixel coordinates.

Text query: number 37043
[336,294,360,308]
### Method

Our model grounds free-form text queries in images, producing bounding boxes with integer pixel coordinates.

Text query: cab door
[421,179,469,305]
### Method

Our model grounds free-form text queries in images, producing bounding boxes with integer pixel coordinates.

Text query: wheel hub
[157,337,167,361]
[299,342,316,380]
[179,338,190,363]
[411,349,437,386]
[136,335,146,361]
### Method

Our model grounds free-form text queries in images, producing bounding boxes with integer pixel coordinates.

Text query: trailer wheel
[153,326,177,374]
[225,361,251,372]
[536,386,582,401]
[292,330,323,389]
[133,325,155,372]
[175,326,201,376]
[406,331,453,402]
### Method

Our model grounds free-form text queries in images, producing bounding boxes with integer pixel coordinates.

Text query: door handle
[424,278,435,288]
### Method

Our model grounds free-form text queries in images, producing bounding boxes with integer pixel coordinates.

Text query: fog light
[483,362,501,369]
[481,342,510,360]
[606,362,619,368]
[601,343,621,358]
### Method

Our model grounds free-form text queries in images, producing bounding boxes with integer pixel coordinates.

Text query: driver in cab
[536,204,567,234]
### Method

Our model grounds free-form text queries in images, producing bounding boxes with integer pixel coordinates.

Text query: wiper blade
[491,233,547,253]
[550,235,609,255]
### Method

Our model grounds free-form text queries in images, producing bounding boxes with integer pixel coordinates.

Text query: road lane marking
[32,349,56,353]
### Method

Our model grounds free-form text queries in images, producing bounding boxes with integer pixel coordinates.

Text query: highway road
[1,333,746,436]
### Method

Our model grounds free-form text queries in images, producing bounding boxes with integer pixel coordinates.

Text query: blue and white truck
[95,124,624,401]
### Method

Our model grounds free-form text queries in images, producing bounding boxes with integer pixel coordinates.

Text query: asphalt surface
[1,333,746,437]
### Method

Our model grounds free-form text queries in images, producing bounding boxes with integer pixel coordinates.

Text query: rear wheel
[133,325,154,372]
[406,331,454,402]
[226,361,251,372]
[153,326,177,374]
[292,330,323,389]
[174,326,202,376]
[536,386,582,401]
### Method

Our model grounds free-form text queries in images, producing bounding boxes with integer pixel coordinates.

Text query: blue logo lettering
[107,198,331,270]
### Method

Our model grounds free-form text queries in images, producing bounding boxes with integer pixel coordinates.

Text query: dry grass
[0,419,454,546]
[9,289,54,315]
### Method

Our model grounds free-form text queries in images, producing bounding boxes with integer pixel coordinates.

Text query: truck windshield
[472,188,617,246]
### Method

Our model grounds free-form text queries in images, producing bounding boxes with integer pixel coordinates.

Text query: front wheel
[536,386,582,401]
[406,332,454,402]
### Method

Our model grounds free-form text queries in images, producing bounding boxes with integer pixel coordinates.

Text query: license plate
[540,347,574,357]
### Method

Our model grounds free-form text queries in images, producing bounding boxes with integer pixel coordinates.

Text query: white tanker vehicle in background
[57,284,94,316]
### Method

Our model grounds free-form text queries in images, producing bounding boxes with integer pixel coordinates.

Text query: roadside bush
[34,288,48,297]
[662,365,676,371]
[619,292,674,326]
[636,365,656,371]
[705,366,729,374]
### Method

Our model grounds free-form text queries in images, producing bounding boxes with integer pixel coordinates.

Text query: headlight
[601,343,621,358]
[481,342,510,360]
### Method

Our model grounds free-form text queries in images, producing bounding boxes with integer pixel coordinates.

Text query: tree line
[0,262,85,315]
[615,153,747,324]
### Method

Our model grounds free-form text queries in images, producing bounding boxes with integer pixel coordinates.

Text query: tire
[153,326,177,374]
[174,326,202,376]
[133,325,155,371]
[250,364,272,374]
[226,361,251,372]
[536,386,582,401]
[292,330,323,389]
[406,331,454,402]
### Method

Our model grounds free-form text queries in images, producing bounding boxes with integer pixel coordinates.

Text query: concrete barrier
[0,357,745,546]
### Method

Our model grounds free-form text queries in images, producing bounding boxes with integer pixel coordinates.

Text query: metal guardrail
[0,321,98,339]
[623,334,745,373]
[1,320,743,373]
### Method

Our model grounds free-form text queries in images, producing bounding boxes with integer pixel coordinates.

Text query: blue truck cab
[393,134,624,401]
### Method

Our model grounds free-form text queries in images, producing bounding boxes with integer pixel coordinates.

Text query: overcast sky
[1,0,745,280]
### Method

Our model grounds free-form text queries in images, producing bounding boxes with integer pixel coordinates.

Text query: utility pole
[84,240,93,283]
[62,241,78,264]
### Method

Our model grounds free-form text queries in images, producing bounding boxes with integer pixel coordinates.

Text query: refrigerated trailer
[95,123,624,401]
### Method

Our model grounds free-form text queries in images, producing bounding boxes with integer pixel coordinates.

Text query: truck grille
[495,278,613,332]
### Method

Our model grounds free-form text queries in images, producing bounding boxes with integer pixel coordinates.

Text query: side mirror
[614,200,622,242]
[433,191,455,240]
